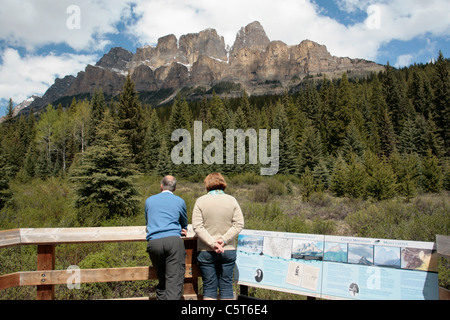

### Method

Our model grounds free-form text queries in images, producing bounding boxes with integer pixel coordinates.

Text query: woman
[192,172,244,300]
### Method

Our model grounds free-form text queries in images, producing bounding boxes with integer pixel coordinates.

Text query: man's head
[161,175,177,192]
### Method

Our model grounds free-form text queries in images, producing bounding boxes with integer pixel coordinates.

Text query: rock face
[27,21,384,112]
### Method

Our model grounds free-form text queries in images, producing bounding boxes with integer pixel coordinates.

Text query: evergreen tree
[408,70,428,116]
[71,109,140,220]
[345,153,367,199]
[298,121,323,173]
[342,120,366,159]
[364,151,397,200]
[398,117,417,154]
[431,51,450,156]
[272,101,298,175]
[155,137,174,177]
[330,73,355,150]
[421,149,443,193]
[330,154,348,197]
[300,167,316,201]
[143,108,163,174]
[117,74,146,168]
[0,148,12,209]
[391,152,420,198]
[4,98,14,129]
[88,88,107,146]
[318,77,336,154]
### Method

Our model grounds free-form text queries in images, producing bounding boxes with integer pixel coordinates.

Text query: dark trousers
[146,236,186,300]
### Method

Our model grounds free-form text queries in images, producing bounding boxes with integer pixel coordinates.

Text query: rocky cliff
[26,21,384,113]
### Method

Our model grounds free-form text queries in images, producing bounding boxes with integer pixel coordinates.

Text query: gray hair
[161,175,177,192]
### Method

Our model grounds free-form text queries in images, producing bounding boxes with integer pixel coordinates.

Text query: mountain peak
[22,21,384,115]
[95,47,133,72]
[232,21,270,53]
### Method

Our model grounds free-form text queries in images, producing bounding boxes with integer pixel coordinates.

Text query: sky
[0,0,449,117]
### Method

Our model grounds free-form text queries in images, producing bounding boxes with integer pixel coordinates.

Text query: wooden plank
[0,273,20,290]
[19,265,199,286]
[20,226,147,245]
[0,229,21,248]
[37,245,55,300]
[18,225,197,245]
[437,235,450,259]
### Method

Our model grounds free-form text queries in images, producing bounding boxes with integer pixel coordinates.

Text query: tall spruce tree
[117,74,146,168]
[272,101,298,175]
[143,108,163,174]
[298,121,323,173]
[88,88,107,146]
[71,109,140,220]
[331,73,355,150]
[431,51,450,156]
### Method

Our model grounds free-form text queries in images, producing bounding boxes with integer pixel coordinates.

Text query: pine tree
[272,101,298,175]
[88,88,107,146]
[431,51,450,156]
[5,98,14,128]
[117,74,146,168]
[300,166,316,201]
[345,153,367,199]
[421,149,443,193]
[0,141,12,208]
[331,73,355,150]
[298,121,323,173]
[71,109,140,220]
[155,137,174,177]
[363,151,397,200]
[391,152,420,198]
[342,120,366,159]
[143,108,163,174]
[330,154,348,197]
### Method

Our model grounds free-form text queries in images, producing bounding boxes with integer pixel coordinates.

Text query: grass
[0,173,449,299]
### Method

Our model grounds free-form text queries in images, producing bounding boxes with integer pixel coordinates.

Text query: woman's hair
[204,172,227,192]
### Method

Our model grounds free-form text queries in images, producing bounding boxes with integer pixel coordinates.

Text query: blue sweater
[145,191,188,241]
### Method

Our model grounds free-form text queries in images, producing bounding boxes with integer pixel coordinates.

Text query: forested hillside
[1,52,449,211]
[0,52,449,299]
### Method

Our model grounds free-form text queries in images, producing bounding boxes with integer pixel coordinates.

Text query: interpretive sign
[236,229,439,300]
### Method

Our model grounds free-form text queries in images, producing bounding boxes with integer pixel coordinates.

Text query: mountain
[22,21,384,115]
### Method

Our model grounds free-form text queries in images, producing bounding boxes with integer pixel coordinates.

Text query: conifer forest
[0,53,449,299]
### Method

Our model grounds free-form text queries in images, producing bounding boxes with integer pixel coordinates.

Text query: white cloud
[394,54,414,68]
[0,48,97,106]
[0,0,130,52]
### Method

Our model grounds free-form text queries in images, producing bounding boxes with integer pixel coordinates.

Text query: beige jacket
[192,193,244,251]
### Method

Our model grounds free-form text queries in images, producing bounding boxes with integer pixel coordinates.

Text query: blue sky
[0,0,449,117]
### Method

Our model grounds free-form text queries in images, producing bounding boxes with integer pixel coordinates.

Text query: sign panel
[236,230,439,300]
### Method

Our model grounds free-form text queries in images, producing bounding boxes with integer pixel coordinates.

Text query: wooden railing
[0,226,199,300]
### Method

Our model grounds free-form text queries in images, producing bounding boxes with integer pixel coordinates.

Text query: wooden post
[37,245,55,300]
[183,238,199,300]
[437,235,450,300]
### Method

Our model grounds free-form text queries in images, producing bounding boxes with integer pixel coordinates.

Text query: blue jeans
[197,250,236,299]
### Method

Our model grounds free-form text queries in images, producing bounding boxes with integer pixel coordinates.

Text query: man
[145,175,188,300]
